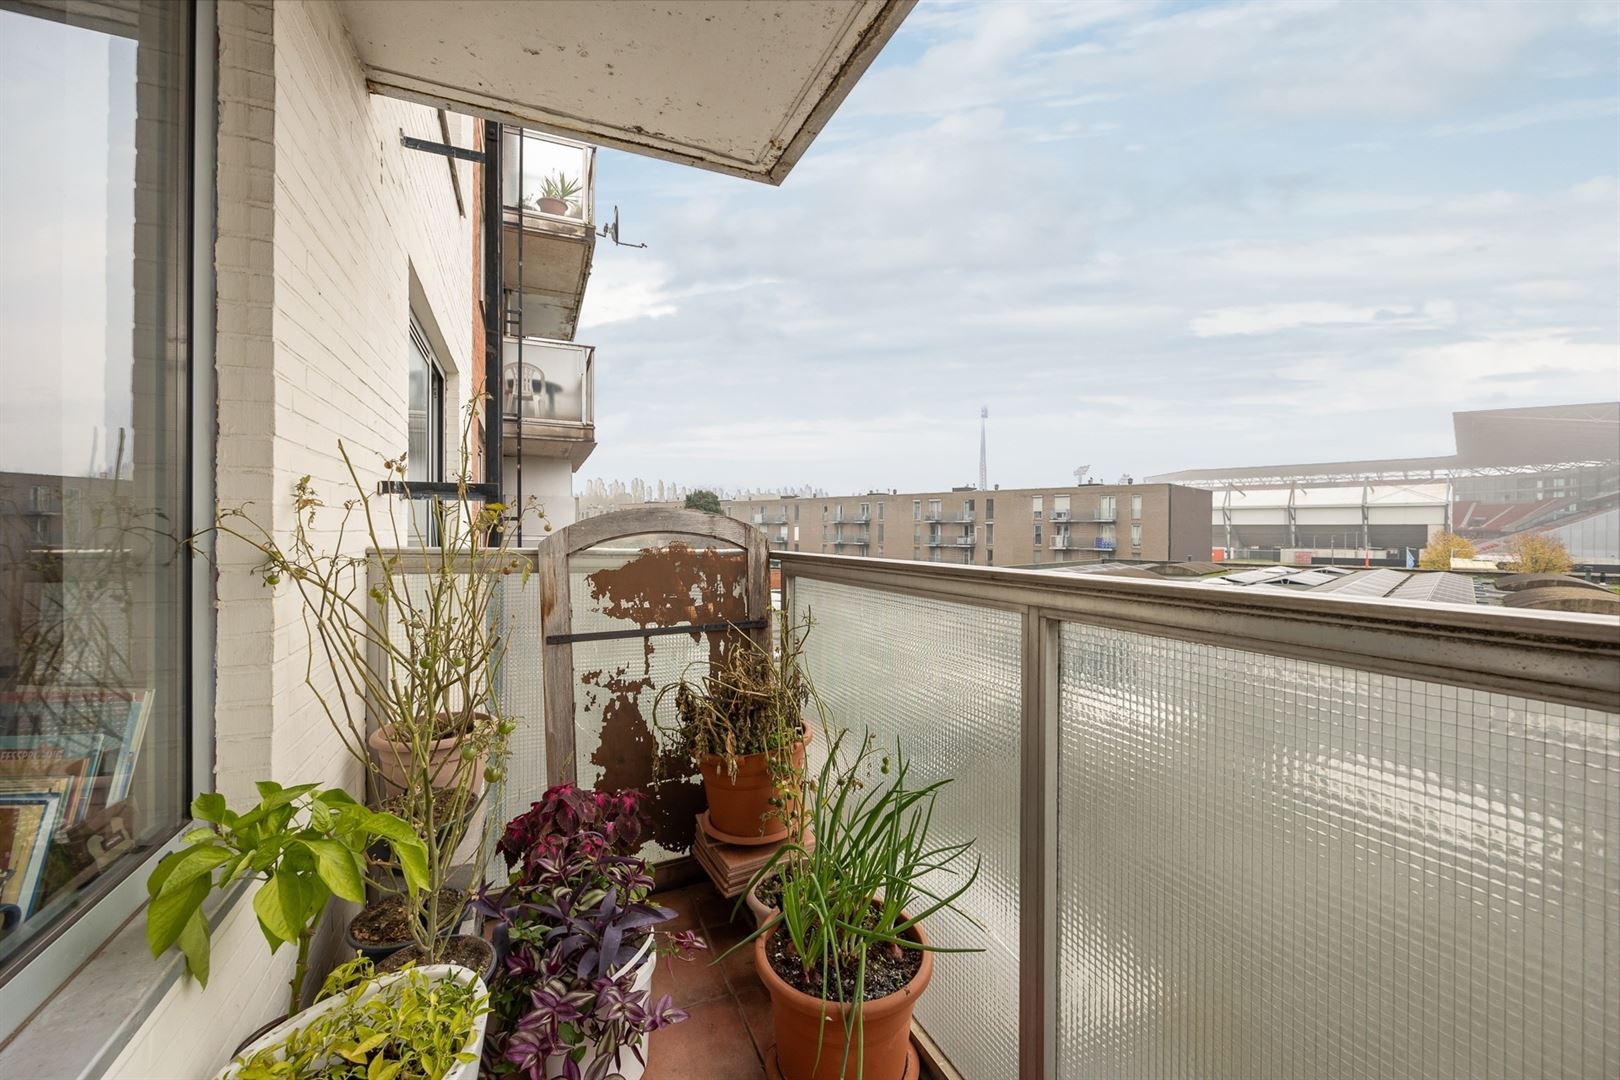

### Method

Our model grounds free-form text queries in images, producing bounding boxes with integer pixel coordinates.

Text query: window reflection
[0,1,190,974]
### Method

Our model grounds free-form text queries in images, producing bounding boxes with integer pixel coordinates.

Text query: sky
[575,0,1620,496]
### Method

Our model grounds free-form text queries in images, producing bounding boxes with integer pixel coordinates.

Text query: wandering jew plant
[479,785,702,1079]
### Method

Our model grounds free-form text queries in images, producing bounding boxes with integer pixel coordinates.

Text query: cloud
[1190,301,1458,338]
[576,1,1620,491]
[1428,95,1620,136]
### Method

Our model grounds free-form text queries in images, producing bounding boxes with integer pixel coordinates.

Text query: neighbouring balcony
[501,129,596,341]
[1094,536,1116,550]
[1080,508,1116,522]
[500,337,596,468]
[954,536,975,547]
[923,510,944,522]
[955,510,976,523]
[1051,509,1071,521]
[1050,535,1078,550]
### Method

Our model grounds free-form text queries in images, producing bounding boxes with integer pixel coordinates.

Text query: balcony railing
[500,337,594,426]
[1082,509,1116,522]
[1094,536,1115,551]
[954,536,976,547]
[1050,536,1078,550]
[774,551,1620,1080]
[924,510,944,521]
[956,511,976,522]
[501,128,595,234]
[1051,509,1070,521]
[408,529,1620,1080]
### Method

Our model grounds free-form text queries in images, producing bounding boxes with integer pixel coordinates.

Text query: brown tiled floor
[645,882,771,1079]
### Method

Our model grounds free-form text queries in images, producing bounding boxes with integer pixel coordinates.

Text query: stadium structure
[1147,402,1620,567]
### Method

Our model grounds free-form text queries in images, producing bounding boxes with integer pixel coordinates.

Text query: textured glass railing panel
[793,578,1022,1080]
[1056,622,1620,1080]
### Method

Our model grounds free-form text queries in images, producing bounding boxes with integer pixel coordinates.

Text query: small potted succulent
[145,783,428,1042]
[221,956,489,1080]
[477,784,704,1079]
[732,730,982,1080]
[654,618,819,844]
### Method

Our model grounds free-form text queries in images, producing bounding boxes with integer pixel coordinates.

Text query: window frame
[0,0,214,1043]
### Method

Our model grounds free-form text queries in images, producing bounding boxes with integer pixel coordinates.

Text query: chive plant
[731,728,983,1079]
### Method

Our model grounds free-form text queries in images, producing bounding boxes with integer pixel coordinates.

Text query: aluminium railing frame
[774,550,1620,1080]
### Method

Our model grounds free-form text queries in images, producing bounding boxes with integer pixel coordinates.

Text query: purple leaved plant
[481,784,704,1079]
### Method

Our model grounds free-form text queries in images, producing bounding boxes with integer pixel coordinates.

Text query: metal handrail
[776,549,1620,1080]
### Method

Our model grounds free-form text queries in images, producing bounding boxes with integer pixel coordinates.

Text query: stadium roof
[1147,402,1619,488]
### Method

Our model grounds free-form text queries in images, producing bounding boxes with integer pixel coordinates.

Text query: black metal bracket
[377,481,501,501]
[546,618,769,646]
[401,131,487,164]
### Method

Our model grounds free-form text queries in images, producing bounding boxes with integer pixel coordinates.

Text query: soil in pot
[756,915,932,1080]
[377,933,495,984]
[699,726,808,841]
[764,924,922,1002]
[364,788,468,862]
[347,888,466,959]
[746,872,783,930]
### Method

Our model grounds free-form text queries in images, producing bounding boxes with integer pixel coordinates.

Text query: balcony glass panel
[793,578,1021,1079]
[1056,622,1620,1080]
[501,338,592,425]
[501,128,594,227]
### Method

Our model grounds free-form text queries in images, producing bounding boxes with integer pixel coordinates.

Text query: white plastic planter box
[216,965,490,1080]
[543,934,656,1080]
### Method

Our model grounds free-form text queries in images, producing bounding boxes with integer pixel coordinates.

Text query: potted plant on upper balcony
[653,617,819,844]
[199,399,544,974]
[530,171,582,216]
[731,730,981,1080]
[475,784,704,1079]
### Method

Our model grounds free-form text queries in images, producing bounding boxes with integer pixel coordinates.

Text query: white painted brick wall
[106,0,481,1072]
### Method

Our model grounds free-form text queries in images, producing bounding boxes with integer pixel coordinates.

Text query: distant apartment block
[723,484,1211,566]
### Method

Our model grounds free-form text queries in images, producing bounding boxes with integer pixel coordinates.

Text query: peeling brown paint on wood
[573,541,749,852]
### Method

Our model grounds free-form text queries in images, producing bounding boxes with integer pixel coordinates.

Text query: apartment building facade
[724,483,1212,566]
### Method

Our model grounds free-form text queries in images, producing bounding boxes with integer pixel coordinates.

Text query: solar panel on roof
[1312,568,1408,598]
[1389,572,1477,606]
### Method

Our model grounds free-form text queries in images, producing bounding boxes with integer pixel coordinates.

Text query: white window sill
[0,882,248,1079]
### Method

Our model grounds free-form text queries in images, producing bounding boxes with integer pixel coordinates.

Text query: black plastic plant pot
[344,891,465,964]
[231,1013,289,1058]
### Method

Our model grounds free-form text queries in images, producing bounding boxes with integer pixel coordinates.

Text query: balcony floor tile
[647,881,769,1078]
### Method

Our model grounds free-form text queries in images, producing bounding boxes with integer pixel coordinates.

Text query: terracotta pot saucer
[764,1043,920,1080]
[698,808,791,847]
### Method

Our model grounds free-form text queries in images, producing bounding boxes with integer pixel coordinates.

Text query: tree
[1418,531,1475,570]
[684,489,722,514]
[1505,532,1574,574]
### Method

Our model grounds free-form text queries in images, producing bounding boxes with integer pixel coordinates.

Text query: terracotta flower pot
[537,196,568,215]
[754,918,932,1080]
[698,726,808,841]
[367,715,487,799]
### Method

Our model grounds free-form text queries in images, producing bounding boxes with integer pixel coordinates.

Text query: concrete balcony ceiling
[338,0,916,183]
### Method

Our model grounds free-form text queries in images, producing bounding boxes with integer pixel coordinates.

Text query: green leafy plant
[146,783,428,1016]
[230,956,488,1079]
[538,171,581,206]
[195,398,544,963]
[730,729,982,1078]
